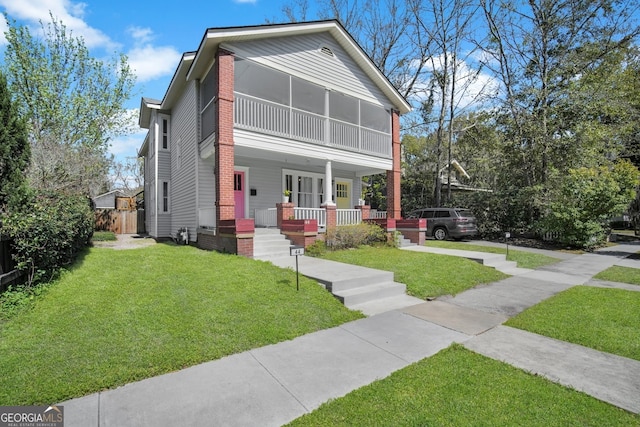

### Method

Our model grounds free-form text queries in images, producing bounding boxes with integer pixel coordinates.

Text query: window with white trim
[161,181,170,213]
[161,116,170,150]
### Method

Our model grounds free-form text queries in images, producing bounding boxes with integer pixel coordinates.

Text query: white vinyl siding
[171,80,199,236]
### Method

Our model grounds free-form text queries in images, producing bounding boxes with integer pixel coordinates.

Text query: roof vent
[319,46,335,58]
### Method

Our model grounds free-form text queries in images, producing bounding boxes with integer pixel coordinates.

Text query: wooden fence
[95,209,138,234]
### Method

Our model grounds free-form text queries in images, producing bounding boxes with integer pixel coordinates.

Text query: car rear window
[435,210,451,218]
[455,209,474,218]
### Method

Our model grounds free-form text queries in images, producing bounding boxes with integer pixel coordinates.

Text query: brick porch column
[387,109,402,219]
[277,202,295,228]
[355,204,370,220]
[325,204,337,230]
[215,48,235,224]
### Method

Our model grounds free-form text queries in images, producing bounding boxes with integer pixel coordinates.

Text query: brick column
[325,204,337,230]
[277,202,295,228]
[215,48,235,224]
[355,204,370,220]
[387,109,402,219]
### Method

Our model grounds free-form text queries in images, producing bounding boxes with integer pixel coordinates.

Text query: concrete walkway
[61,242,640,426]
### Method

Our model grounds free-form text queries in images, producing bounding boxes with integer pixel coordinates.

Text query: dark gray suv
[407,207,478,240]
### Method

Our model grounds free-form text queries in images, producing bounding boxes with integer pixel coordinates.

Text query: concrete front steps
[401,245,533,276]
[253,228,423,315]
[253,227,293,259]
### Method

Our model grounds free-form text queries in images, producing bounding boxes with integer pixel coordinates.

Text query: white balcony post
[322,160,335,207]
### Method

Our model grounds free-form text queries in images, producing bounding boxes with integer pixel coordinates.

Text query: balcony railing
[234,93,391,158]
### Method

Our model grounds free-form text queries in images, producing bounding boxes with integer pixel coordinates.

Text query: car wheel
[434,227,448,241]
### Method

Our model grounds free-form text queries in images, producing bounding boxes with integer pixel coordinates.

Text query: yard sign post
[505,232,511,257]
[290,245,305,291]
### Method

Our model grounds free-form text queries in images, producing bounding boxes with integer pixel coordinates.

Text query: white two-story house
[138,20,411,256]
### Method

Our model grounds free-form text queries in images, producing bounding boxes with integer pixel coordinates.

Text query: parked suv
[407,207,478,240]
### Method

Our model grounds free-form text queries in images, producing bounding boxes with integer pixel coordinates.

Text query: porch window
[361,101,391,133]
[200,68,217,140]
[291,77,325,115]
[235,58,289,105]
[329,91,358,124]
[297,176,313,208]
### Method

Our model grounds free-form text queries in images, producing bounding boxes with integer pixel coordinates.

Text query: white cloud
[0,17,8,46]
[127,26,154,44]
[411,52,499,113]
[124,26,181,83]
[0,0,116,49]
[126,44,181,83]
[109,128,146,161]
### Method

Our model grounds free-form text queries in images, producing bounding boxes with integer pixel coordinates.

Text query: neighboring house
[138,20,412,256]
[439,160,493,193]
[93,190,126,209]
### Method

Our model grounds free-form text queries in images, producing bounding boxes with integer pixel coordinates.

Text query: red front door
[234,171,245,218]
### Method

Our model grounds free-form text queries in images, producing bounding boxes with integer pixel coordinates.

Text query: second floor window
[162,118,168,149]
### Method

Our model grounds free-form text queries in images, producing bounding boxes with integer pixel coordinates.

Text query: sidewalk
[61,242,640,426]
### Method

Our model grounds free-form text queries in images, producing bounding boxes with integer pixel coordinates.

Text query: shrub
[325,223,389,250]
[1,190,94,285]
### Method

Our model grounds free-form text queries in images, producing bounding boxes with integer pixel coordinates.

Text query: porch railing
[370,209,387,219]
[254,208,277,227]
[337,209,362,225]
[254,207,383,229]
[234,92,391,158]
[294,208,326,229]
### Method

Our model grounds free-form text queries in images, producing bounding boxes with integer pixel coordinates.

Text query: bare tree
[477,0,640,187]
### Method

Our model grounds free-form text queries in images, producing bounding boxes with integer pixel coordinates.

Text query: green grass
[425,240,562,269]
[288,345,639,426]
[594,265,640,286]
[316,246,508,299]
[0,244,362,405]
[506,287,640,361]
[91,231,117,241]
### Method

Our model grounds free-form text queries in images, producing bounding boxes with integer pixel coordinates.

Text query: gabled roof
[187,20,411,114]
[138,20,411,133]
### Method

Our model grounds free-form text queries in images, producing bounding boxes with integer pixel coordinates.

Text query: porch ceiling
[233,144,387,176]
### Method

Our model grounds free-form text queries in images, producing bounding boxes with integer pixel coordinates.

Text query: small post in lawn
[290,245,305,291]
[505,232,511,258]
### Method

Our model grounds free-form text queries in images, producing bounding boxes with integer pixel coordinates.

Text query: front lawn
[506,286,640,361]
[316,246,508,299]
[594,265,640,286]
[0,244,362,405]
[288,345,639,426]
[424,240,562,269]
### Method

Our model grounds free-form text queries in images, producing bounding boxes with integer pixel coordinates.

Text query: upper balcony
[233,92,392,158]
[199,57,393,160]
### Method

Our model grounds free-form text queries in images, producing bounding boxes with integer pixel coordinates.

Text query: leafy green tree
[0,70,30,208]
[480,0,639,184]
[3,13,136,196]
[537,160,640,248]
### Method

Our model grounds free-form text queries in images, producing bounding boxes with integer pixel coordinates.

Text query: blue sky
[0,0,300,163]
